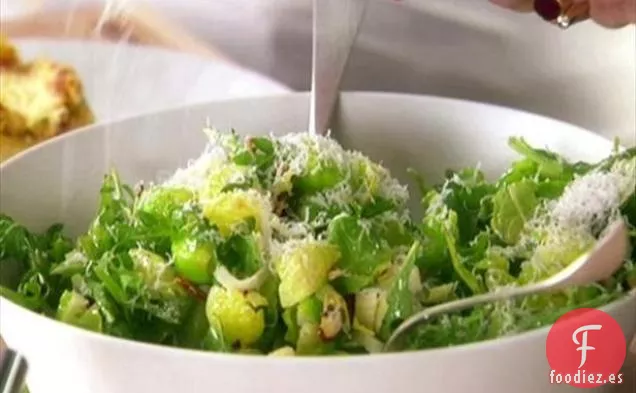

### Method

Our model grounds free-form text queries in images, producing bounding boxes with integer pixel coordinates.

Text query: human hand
[490,0,636,28]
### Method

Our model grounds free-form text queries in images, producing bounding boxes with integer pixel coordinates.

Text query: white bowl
[1,92,634,393]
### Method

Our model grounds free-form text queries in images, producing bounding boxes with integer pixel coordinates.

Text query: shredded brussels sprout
[1,129,634,355]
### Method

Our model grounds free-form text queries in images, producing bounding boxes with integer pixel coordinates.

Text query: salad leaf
[297,296,323,326]
[275,240,340,308]
[498,158,540,186]
[56,290,103,332]
[217,233,262,279]
[327,214,393,293]
[491,180,539,245]
[439,168,496,243]
[176,301,210,349]
[282,307,300,344]
[293,148,345,194]
[0,213,36,262]
[291,192,349,229]
[138,186,195,225]
[403,306,494,350]
[296,324,331,355]
[202,189,270,238]
[418,199,492,296]
[0,286,41,311]
[254,275,285,351]
[78,171,136,259]
[419,282,457,305]
[442,226,484,295]
[203,315,230,352]
[85,249,196,334]
[417,190,458,280]
[474,249,516,291]
[0,215,72,313]
[508,137,574,179]
[295,162,344,194]
[379,241,421,340]
[232,136,276,170]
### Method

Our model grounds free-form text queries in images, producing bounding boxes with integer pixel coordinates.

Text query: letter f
[572,324,602,369]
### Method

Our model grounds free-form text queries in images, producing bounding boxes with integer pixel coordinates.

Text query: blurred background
[2,0,635,145]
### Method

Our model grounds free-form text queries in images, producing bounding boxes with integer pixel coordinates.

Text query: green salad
[1,129,634,355]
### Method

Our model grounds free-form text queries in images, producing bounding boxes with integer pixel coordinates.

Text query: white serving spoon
[309,0,369,135]
[385,219,631,351]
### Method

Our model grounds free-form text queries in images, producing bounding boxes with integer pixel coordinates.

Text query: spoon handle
[309,0,369,135]
[0,347,28,393]
[384,284,544,351]
[385,218,629,351]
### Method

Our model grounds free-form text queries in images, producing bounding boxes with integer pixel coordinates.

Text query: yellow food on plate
[0,35,20,67]
[0,35,95,162]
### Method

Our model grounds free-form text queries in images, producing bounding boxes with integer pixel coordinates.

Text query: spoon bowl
[385,218,630,352]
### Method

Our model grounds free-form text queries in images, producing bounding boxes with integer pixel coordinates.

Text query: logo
[572,324,602,368]
[546,308,626,388]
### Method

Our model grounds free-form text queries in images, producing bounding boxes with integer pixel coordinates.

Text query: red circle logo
[546,308,626,388]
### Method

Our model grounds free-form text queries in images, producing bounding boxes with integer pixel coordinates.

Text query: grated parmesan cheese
[549,171,623,234]
[313,182,354,210]
[279,131,348,172]
[164,143,228,190]
[153,128,416,288]
[520,157,634,241]
[550,158,634,235]
[278,132,410,206]
[502,156,635,274]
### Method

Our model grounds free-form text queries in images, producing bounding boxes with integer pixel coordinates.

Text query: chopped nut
[319,304,343,340]
[327,269,345,281]
[245,136,255,151]
[134,182,145,198]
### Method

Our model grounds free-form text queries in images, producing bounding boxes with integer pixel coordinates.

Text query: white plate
[14,38,291,122]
